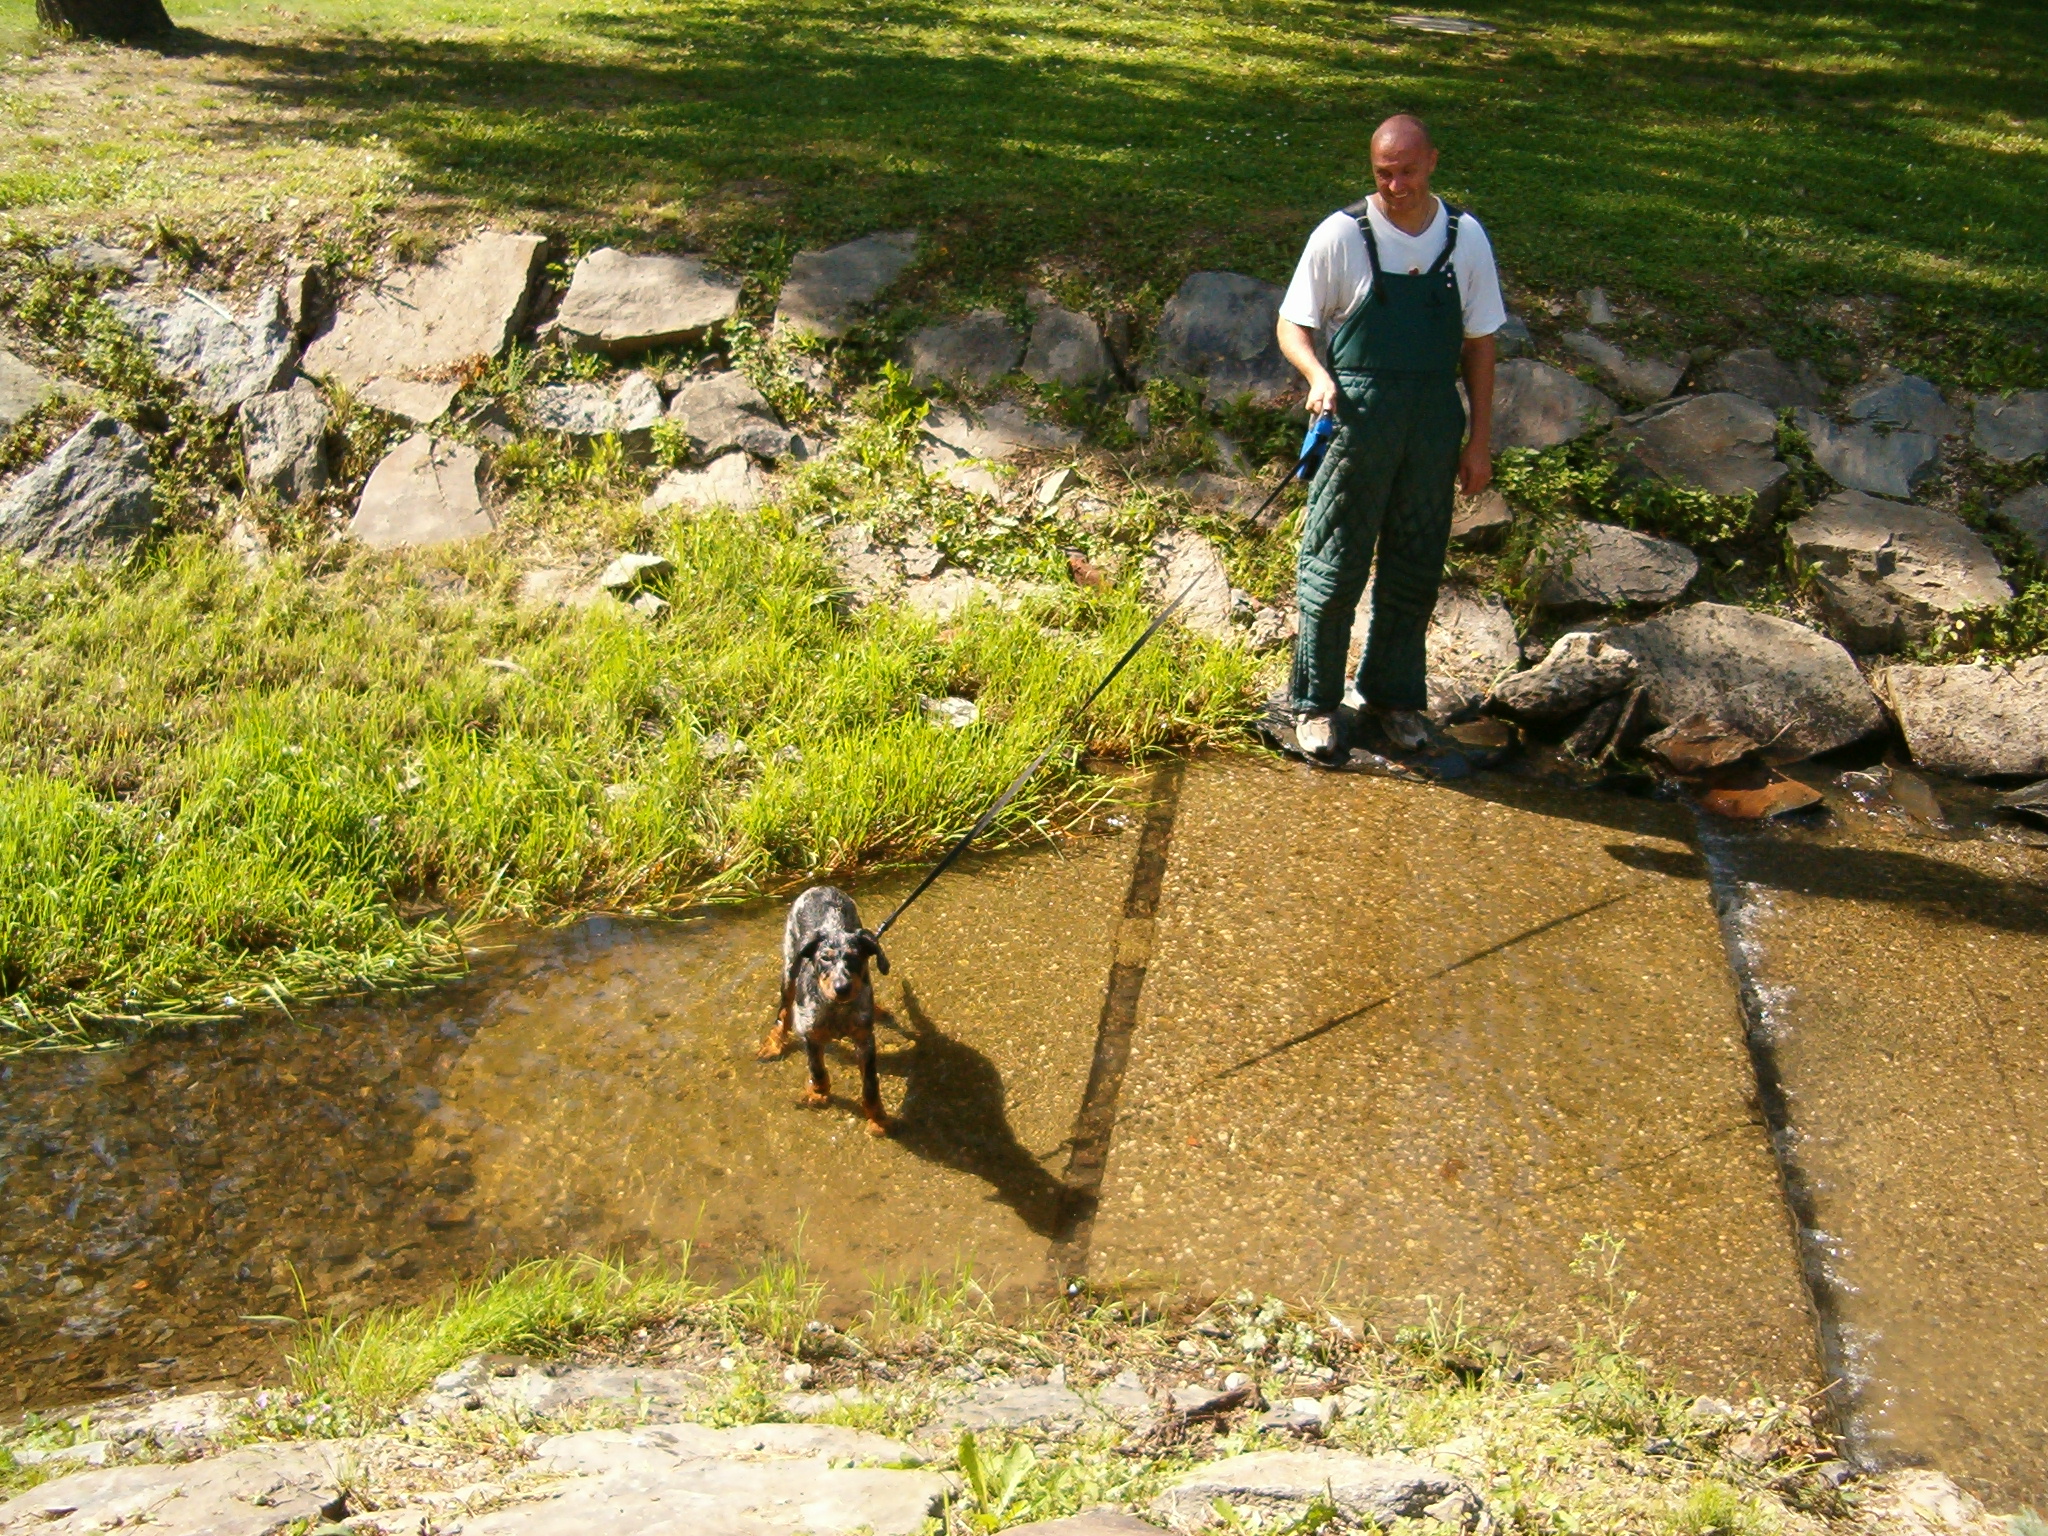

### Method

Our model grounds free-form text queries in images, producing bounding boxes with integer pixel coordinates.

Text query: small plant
[649,417,692,470]
[956,1430,1038,1529]
[1664,1478,1773,1536]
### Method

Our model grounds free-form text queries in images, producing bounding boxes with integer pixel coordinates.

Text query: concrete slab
[1084,756,1819,1395]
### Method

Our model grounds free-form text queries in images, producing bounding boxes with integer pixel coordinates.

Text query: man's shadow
[872,981,1075,1239]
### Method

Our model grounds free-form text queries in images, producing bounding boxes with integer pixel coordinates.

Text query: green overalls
[1290,202,1469,715]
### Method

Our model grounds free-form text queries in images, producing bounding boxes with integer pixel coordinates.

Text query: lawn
[3,0,2044,385]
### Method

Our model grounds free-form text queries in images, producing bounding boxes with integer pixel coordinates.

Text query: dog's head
[797,927,889,1001]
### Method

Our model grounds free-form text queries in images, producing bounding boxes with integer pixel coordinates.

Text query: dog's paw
[862,1114,893,1138]
[800,1087,832,1108]
[755,1039,788,1061]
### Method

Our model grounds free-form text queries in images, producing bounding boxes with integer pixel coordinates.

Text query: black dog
[756,886,892,1136]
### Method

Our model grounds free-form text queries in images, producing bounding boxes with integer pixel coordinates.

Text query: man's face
[1371,137,1438,214]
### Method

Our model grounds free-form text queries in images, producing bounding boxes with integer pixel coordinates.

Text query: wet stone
[555,248,744,355]
[1022,300,1112,388]
[665,371,791,461]
[903,309,1024,389]
[644,451,767,512]
[1972,389,2048,465]
[1489,359,1617,452]
[1561,330,1684,404]
[1701,347,1826,410]
[1536,520,1698,611]
[105,287,296,415]
[1609,392,1789,519]
[1792,407,1939,500]
[1141,271,1295,405]
[0,348,58,433]
[1877,657,2048,778]
[1485,631,1638,724]
[0,413,155,561]
[1787,490,2010,651]
[774,231,920,340]
[349,435,491,550]
[305,231,547,386]
[1844,371,1962,438]
[240,380,330,503]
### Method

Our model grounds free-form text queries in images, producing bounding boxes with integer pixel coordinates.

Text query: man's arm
[1278,319,1337,419]
[1459,333,1495,496]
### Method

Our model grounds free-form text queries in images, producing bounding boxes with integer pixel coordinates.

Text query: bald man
[1277,114,1504,758]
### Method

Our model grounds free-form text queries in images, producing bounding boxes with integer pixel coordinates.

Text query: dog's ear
[857,930,890,975]
[795,934,824,968]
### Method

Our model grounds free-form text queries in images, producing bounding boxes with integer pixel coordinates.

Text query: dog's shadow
[867,980,1075,1239]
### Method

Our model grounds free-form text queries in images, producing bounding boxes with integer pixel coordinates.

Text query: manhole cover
[1389,13,1498,33]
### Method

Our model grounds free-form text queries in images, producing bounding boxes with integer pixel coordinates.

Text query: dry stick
[870,577,1201,941]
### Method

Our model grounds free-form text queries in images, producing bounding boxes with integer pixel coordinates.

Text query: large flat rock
[304,231,546,385]
[530,373,664,447]
[903,309,1023,389]
[1486,630,1638,723]
[1877,657,2048,778]
[918,401,1077,493]
[645,451,768,512]
[1141,271,1295,405]
[1561,329,1683,404]
[1793,407,1939,499]
[1536,520,1698,610]
[1973,389,2048,464]
[1609,601,1885,760]
[348,434,491,550]
[105,287,295,415]
[0,347,58,433]
[1702,347,1825,410]
[1788,489,2010,651]
[1489,358,1617,452]
[773,231,919,339]
[555,248,743,354]
[0,412,154,561]
[666,370,792,461]
[0,1440,349,1535]
[1153,1450,1467,1529]
[240,380,330,503]
[1844,371,1962,438]
[1610,392,1789,518]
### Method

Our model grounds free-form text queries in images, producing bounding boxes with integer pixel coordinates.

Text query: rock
[1174,471,1260,518]
[459,1423,949,1536]
[1492,314,1531,357]
[918,402,1078,490]
[1792,407,1938,499]
[358,377,460,425]
[1851,1469,2011,1536]
[281,261,329,343]
[1701,347,1826,410]
[1490,359,1618,452]
[1993,778,2048,824]
[774,231,920,340]
[419,1356,698,1418]
[530,373,663,448]
[1845,371,1962,438]
[240,380,330,501]
[517,568,600,608]
[904,310,1023,389]
[1423,585,1520,695]
[1642,716,1758,774]
[305,232,547,387]
[825,524,904,607]
[1485,631,1638,723]
[1579,287,1616,327]
[1142,529,1235,642]
[998,1512,1162,1536]
[555,248,744,354]
[105,287,296,415]
[1561,330,1683,404]
[645,452,767,512]
[1610,602,1886,760]
[666,371,791,461]
[1124,396,1151,438]
[1152,1450,1468,1531]
[88,1389,242,1449]
[901,534,945,579]
[1877,658,2048,778]
[599,553,672,592]
[1998,485,2048,562]
[0,348,57,433]
[1024,302,1112,387]
[0,413,154,561]
[51,238,147,277]
[1973,390,2048,465]
[1787,490,2010,650]
[1450,487,1512,546]
[1142,271,1295,405]
[1168,1384,1251,1416]
[939,1382,1098,1433]
[922,695,979,728]
[904,569,1002,619]
[1536,521,1698,610]
[348,435,490,550]
[1037,466,1081,507]
[0,1440,348,1536]
[1609,393,1789,519]
[1563,693,1628,759]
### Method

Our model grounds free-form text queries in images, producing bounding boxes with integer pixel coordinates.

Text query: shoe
[1377,707,1432,753]
[1295,712,1338,758]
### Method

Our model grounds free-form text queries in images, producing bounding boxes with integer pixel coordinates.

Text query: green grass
[2,0,2045,385]
[0,518,1257,1050]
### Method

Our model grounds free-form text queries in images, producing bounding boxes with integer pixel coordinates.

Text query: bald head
[1369,113,1440,225]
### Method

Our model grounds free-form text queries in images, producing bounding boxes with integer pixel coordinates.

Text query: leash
[870,576,1201,941]
[1248,412,1335,526]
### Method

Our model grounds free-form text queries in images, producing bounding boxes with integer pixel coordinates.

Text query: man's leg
[1356,381,1464,716]
[1291,377,1403,720]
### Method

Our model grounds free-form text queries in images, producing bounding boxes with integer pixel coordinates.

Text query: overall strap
[1428,202,1464,275]
[1345,198,1463,300]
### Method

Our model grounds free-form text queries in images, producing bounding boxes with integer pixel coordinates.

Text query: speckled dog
[756,885,892,1136]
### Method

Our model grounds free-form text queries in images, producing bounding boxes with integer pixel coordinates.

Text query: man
[1276,113,1504,758]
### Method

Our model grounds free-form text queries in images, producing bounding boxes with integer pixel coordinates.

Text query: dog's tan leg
[801,1038,831,1107]
[856,1028,890,1137]
[757,977,797,1060]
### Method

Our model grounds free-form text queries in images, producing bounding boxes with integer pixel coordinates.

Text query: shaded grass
[0,511,1259,1049]
[1,0,2045,384]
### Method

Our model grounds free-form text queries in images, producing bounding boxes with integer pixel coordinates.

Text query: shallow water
[3,752,2044,1502]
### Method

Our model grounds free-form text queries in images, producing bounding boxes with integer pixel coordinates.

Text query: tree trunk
[36,0,173,41]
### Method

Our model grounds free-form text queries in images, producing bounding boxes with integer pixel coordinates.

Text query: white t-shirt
[1278,197,1507,344]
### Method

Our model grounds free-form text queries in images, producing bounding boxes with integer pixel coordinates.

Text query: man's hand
[1277,318,1337,420]
[1458,438,1492,497]
[1303,367,1339,420]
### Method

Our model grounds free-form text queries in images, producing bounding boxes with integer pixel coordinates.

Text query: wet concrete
[1700,776,2048,1504]
[1085,756,1821,1395]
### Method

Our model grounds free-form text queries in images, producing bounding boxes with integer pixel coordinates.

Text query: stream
[1,753,2042,1503]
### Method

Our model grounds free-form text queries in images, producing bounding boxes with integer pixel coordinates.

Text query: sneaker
[1294,712,1338,758]
[1377,707,1432,753]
